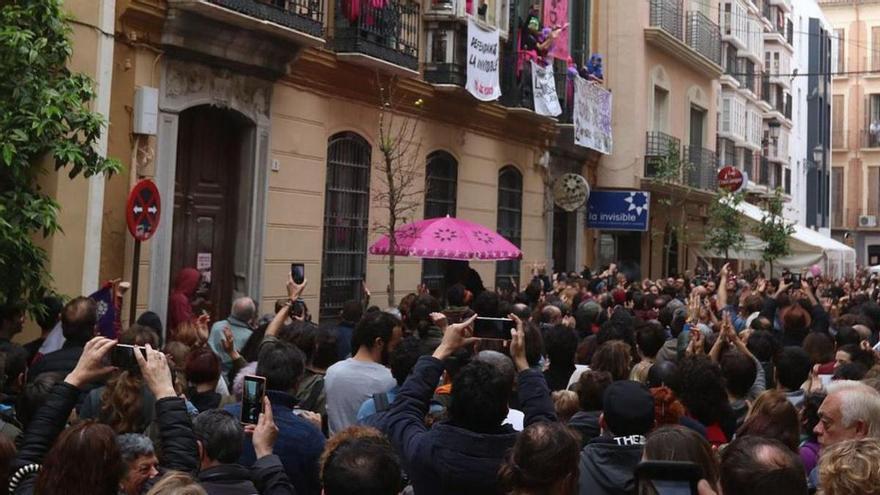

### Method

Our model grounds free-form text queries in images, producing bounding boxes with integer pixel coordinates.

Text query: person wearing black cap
[578,380,656,495]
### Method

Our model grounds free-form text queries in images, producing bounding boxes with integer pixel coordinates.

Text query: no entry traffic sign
[126,180,161,242]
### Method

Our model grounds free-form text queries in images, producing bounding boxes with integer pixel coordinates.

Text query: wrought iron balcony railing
[180,0,325,38]
[644,131,682,178]
[686,11,721,65]
[499,59,575,122]
[649,0,684,41]
[683,145,718,190]
[333,0,420,71]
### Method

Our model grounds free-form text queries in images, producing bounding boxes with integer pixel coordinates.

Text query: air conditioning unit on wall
[860,215,878,228]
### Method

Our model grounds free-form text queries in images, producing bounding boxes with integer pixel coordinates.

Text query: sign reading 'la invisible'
[587,190,651,232]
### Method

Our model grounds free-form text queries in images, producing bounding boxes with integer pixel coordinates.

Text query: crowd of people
[2,260,880,494]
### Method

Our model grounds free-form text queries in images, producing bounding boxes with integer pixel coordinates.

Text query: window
[833,28,845,74]
[874,26,880,71]
[570,0,592,67]
[320,132,372,320]
[422,151,458,291]
[832,94,844,147]
[496,166,522,290]
[653,86,669,132]
[832,167,844,227]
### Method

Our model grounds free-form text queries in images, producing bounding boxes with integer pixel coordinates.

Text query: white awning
[696,201,856,278]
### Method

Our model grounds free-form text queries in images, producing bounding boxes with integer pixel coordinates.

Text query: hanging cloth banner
[531,61,562,117]
[466,17,502,101]
[543,0,570,61]
[574,76,613,154]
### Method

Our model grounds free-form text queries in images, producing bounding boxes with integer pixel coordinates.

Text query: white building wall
[788,0,830,225]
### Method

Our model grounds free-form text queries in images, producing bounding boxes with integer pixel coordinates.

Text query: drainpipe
[80,0,116,295]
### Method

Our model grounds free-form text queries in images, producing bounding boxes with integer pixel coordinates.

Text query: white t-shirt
[325,358,396,435]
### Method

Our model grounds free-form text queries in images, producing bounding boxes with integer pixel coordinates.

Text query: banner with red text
[466,17,502,101]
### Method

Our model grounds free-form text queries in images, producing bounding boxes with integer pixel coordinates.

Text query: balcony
[644,131,682,178]
[686,12,722,66]
[863,130,880,149]
[333,0,420,74]
[424,20,467,86]
[683,146,719,190]
[646,0,723,77]
[770,0,792,13]
[168,0,325,42]
[764,127,789,163]
[500,61,574,122]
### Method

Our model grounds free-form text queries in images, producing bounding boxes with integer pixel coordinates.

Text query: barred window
[422,151,458,292]
[496,165,522,290]
[320,132,372,320]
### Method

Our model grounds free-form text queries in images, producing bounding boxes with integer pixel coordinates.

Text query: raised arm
[509,314,557,425]
[717,263,730,309]
[384,314,477,461]
[136,343,199,474]
[11,338,117,489]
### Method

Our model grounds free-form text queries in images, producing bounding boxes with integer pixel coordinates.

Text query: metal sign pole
[129,240,141,325]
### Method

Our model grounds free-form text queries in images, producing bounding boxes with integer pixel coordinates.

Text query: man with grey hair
[808,380,880,490]
[118,433,159,495]
[208,297,256,377]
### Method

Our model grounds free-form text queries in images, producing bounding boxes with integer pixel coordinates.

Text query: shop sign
[717,166,746,193]
[587,190,650,231]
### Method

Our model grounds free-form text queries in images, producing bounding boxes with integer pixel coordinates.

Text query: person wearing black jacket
[383,313,557,495]
[28,297,97,383]
[9,337,198,495]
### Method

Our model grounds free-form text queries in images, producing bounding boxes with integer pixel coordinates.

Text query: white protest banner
[531,61,562,117]
[574,76,613,154]
[466,17,501,101]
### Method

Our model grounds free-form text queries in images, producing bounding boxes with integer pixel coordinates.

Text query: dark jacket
[384,356,557,495]
[578,435,645,495]
[27,342,84,382]
[198,455,296,495]
[225,390,325,495]
[10,382,198,495]
[334,322,355,360]
[567,410,601,447]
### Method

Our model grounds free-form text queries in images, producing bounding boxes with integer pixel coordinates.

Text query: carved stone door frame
[148,59,272,330]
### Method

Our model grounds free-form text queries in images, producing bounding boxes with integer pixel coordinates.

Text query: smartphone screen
[473,317,515,340]
[241,375,266,425]
[291,263,305,284]
[111,344,146,370]
[791,274,802,289]
[635,461,700,495]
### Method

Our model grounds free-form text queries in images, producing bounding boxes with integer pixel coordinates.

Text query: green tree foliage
[705,190,746,262]
[757,188,794,274]
[0,1,121,312]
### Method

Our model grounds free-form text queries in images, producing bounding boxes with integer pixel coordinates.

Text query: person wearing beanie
[578,380,656,495]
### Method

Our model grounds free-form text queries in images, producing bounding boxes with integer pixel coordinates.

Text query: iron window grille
[422,151,459,292]
[320,132,372,321]
[496,166,522,291]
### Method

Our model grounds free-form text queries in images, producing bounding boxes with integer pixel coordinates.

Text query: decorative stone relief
[162,59,272,125]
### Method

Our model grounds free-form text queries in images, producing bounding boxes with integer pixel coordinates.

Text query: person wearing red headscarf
[168,268,200,337]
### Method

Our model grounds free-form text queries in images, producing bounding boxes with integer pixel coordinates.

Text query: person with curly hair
[819,438,880,495]
[675,355,735,446]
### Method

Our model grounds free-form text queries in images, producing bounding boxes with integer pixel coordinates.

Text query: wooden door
[170,106,244,322]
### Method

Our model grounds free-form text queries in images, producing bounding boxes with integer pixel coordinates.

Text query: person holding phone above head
[381,313,556,495]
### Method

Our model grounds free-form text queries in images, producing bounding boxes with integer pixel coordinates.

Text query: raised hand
[286,274,307,301]
[65,337,118,389]
[135,343,177,400]
[509,314,529,372]
[432,313,478,360]
[246,396,279,459]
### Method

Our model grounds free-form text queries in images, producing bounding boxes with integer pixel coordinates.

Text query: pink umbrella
[369,216,523,261]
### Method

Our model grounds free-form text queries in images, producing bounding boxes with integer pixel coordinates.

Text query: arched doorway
[169,105,252,321]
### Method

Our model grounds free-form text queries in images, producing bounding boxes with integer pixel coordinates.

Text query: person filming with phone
[381,313,556,495]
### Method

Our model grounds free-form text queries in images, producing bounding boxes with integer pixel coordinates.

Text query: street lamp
[768,121,781,142]
[812,145,823,165]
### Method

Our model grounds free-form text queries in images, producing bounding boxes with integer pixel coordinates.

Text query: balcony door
[690,106,705,148]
